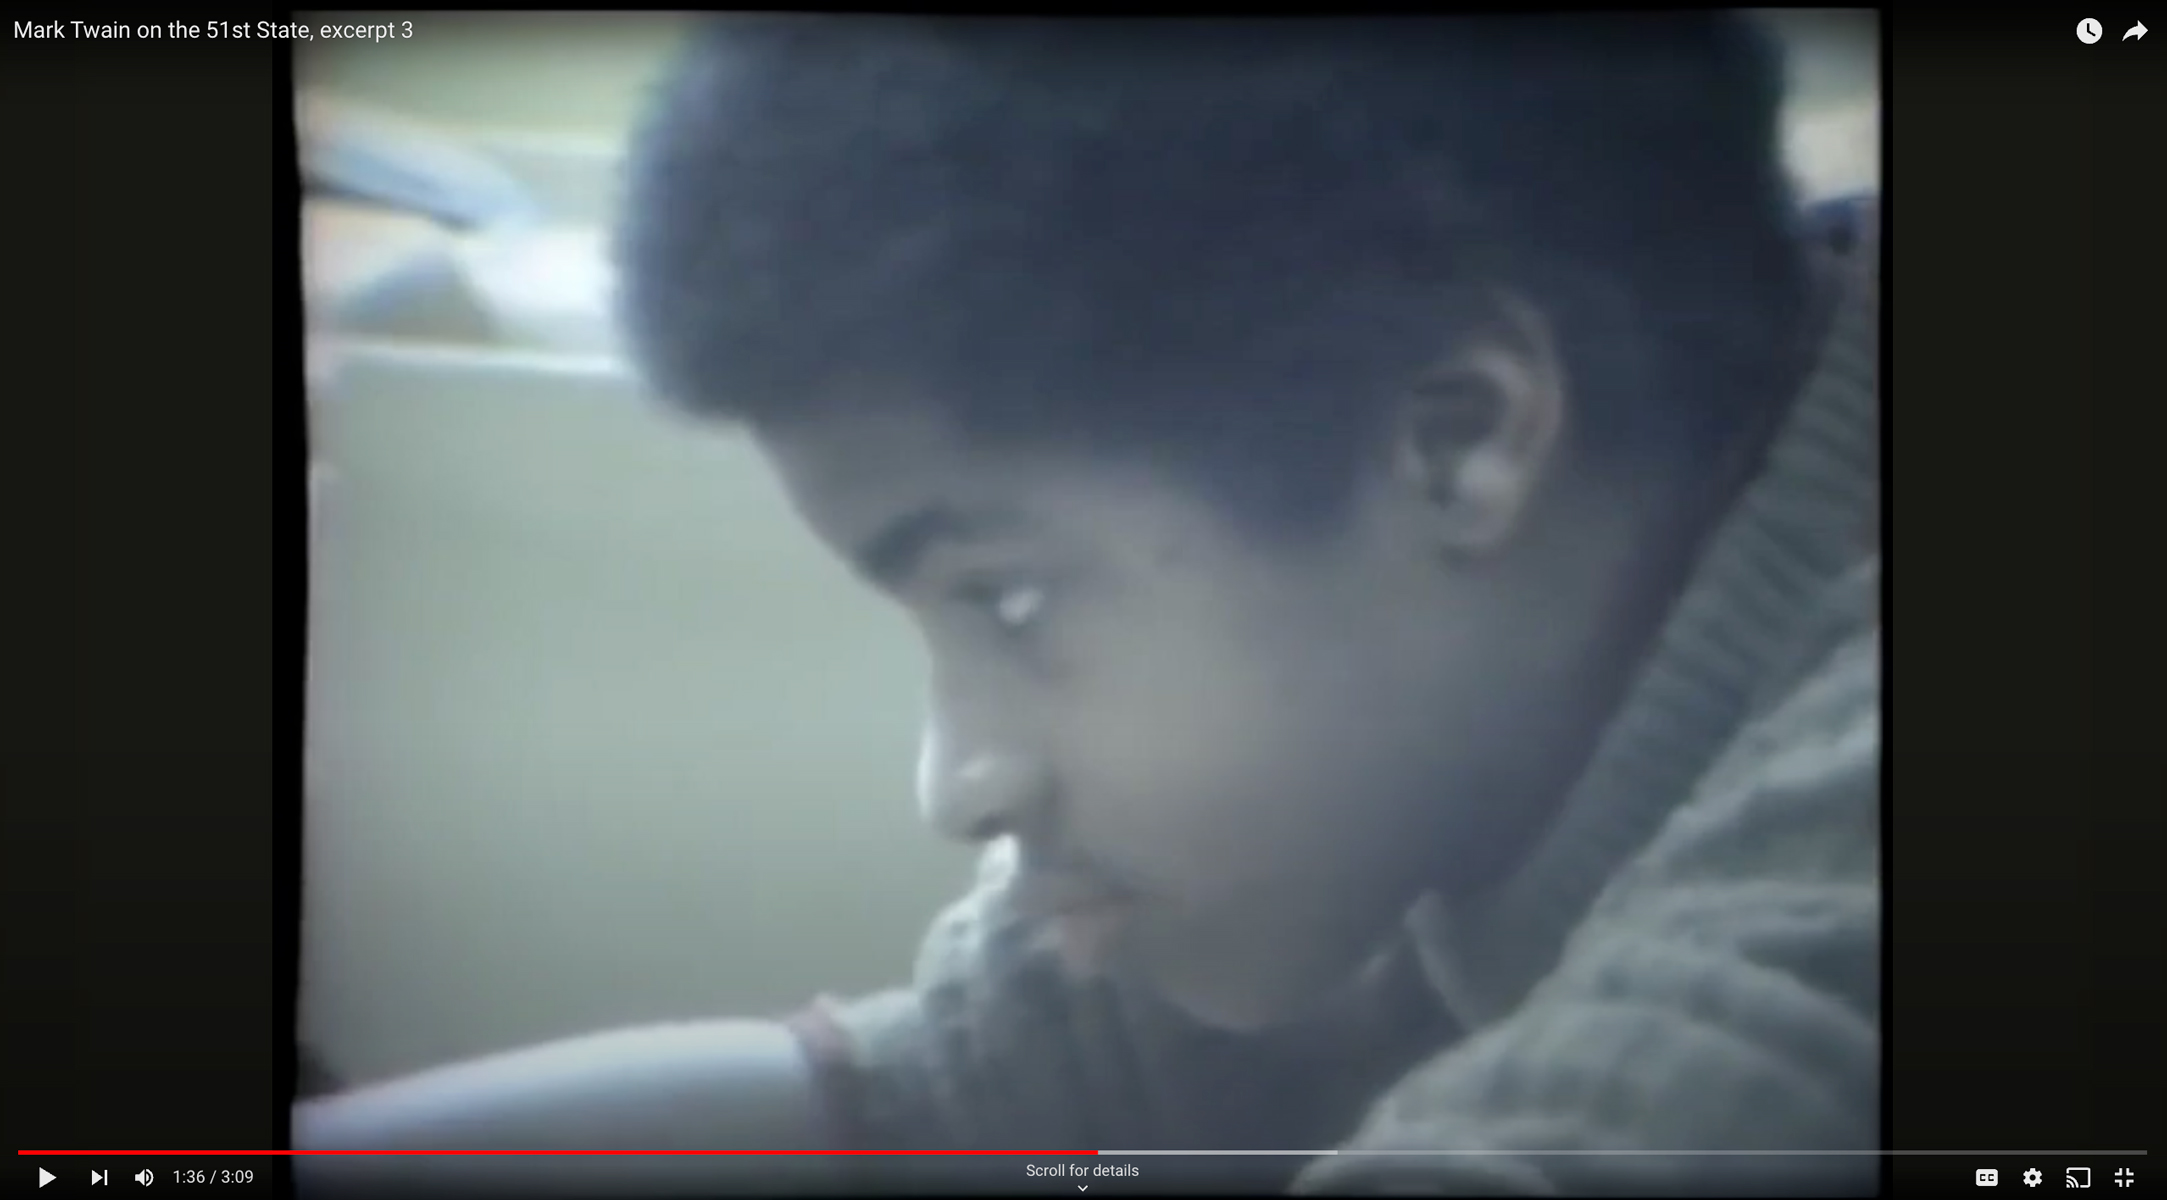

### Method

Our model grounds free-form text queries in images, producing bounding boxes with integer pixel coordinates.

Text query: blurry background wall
[297,11,1880,1085]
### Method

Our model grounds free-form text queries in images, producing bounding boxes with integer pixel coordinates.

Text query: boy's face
[757,403,1567,1031]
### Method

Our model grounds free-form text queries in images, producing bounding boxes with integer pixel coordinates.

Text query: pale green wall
[304,349,971,1083]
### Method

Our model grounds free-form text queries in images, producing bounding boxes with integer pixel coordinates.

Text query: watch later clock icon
[2077,18,2103,43]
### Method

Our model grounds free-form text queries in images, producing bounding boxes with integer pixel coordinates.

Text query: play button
[38,1168,56,1188]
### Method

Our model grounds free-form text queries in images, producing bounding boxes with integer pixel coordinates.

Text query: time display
[170,1169,256,1185]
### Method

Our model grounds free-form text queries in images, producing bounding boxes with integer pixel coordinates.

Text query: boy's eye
[956,579,1049,636]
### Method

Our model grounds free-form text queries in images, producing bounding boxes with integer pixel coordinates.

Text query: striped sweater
[791,197,1881,1195]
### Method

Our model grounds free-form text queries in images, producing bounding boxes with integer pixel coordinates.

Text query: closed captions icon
[1981,1168,2002,1186]
[2077,18,2103,43]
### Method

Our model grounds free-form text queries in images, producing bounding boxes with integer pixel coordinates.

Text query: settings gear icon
[2024,1168,2044,1187]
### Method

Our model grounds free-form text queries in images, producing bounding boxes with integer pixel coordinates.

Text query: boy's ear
[1386,292,1568,558]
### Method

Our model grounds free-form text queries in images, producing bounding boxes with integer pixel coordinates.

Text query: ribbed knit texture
[796,197,1881,1195]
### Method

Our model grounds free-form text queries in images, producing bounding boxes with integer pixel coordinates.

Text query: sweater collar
[1409,202,1882,1028]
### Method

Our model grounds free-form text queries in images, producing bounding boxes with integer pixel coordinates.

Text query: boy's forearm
[292,1019,841,1195]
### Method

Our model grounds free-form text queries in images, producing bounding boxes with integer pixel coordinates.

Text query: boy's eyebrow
[854,503,1039,590]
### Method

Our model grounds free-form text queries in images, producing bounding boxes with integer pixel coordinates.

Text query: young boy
[297,14,1879,1195]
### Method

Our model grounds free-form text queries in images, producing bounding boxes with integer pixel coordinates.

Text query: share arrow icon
[2126,21,2148,40]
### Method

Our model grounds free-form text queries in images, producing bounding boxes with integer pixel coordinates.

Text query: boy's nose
[915,716,1053,844]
